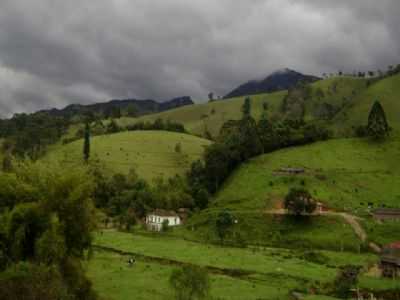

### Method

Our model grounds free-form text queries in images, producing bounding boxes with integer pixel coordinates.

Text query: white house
[145,209,181,231]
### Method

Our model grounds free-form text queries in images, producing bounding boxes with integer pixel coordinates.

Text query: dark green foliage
[0,262,71,300]
[126,118,185,133]
[284,188,316,216]
[367,100,389,139]
[333,265,361,298]
[169,265,210,300]
[106,119,120,133]
[83,122,90,162]
[0,113,69,159]
[175,142,182,153]
[0,162,98,299]
[126,104,138,117]
[215,210,235,243]
[241,97,251,117]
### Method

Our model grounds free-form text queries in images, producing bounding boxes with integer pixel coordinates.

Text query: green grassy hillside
[334,73,400,132]
[213,135,400,213]
[116,91,286,137]
[46,131,211,180]
[112,74,400,139]
[88,231,377,300]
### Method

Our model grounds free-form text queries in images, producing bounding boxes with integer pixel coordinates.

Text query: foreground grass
[93,231,376,284]
[88,231,399,300]
[88,250,298,300]
[46,131,211,180]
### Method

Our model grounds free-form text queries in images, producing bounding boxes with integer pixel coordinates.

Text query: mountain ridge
[38,96,194,119]
[224,68,320,99]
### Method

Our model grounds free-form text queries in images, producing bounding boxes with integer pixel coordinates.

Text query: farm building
[380,241,400,278]
[372,208,400,221]
[145,209,181,231]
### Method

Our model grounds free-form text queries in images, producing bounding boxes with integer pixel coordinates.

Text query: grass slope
[334,73,400,132]
[89,231,377,300]
[114,74,400,139]
[46,131,211,180]
[214,135,400,213]
[116,91,286,137]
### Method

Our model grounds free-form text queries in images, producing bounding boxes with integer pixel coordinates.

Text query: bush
[169,265,210,300]
[284,188,316,216]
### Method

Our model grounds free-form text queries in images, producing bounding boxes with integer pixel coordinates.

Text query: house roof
[372,208,400,216]
[385,241,400,250]
[148,209,179,217]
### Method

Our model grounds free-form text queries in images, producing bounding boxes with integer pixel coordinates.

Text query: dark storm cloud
[0,0,399,116]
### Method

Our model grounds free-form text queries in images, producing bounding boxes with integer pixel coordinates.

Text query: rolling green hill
[112,74,400,139]
[46,131,211,180]
[213,135,400,212]
[116,91,286,137]
[334,73,400,132]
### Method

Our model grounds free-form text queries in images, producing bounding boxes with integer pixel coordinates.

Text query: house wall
[145,214,181,231]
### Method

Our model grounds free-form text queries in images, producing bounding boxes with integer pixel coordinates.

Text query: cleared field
[213,135,400,214]
[88,231,379,300]
[88,250,299,300]
[93,231,375,283]
[185,211,362,252]
[46,131,211,180]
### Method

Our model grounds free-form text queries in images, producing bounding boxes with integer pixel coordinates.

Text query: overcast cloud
[0,0,399,116]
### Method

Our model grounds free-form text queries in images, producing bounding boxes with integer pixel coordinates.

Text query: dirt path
[263,209,381,253]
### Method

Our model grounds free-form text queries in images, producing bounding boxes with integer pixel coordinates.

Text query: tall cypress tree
[241,97,251,118]
[83,122,90,162]
[367,100,389,139]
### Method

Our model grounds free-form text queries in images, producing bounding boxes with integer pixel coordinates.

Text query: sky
[0,0,399,116]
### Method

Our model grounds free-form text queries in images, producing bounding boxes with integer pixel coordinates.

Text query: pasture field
[184,211,362,252]
[88,230,393,300]
[45,131,211,180]
[93,231,376,283]
[334,73,400,132]
[213,135,400,214]
[88,250,299,300]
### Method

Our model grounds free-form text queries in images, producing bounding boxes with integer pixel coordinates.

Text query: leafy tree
[169,266,210,300]
[83,122,90,162]
[215,210,234,243]
[334,265,360,298]
[208,92,214,102]
[367,100,389,139]
[284,188,316,216]
[106,119,120,133]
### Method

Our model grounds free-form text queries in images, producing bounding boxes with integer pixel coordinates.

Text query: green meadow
[45,131,211,180]
[88,230,379,300]
[213,135,400,213]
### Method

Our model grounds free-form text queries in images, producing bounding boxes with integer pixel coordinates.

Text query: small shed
[145,209,181,232]
[380,241,400,278]
[372,208,400,222]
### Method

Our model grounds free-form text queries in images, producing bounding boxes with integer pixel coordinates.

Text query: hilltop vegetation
[116,91,286,137]
[114,73,400,139]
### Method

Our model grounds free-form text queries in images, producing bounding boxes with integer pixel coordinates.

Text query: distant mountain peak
[223,69,320,99]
